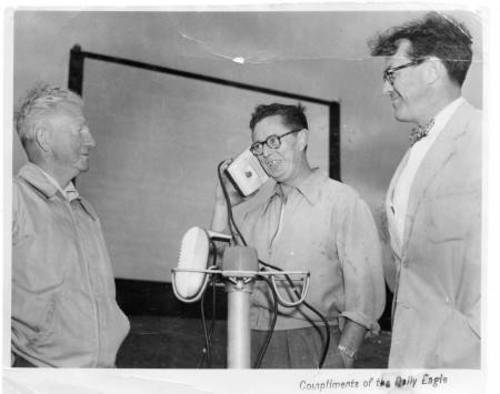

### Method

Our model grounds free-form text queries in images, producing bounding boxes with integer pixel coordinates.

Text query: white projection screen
[74,49,337,282]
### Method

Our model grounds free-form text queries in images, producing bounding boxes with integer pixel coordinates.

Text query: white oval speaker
[175,226,210,299]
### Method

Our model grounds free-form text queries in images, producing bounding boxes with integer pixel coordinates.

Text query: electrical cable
[198,288,211,368]
[207,275,217,360]
[197,239,219,368]
[217,161,238,243]
[252,274,278,368]
[217,160,247,246]
[259,259,331,369]
[208,240,218,350]
[217,160,331,368]
[198,278,218,368]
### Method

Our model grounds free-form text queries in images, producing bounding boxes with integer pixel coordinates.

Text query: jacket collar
[18,163,60,199]
[17,163,97,220]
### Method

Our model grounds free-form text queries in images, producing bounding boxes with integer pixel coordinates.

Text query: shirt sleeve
[336,194,386,333]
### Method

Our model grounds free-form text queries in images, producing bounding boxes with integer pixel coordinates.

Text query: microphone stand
[221,246,258,368]
[172,244,310,368]
[226,279,253,368]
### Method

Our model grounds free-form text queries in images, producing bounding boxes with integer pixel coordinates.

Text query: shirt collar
[426,96,465,139]
[63,182,80,202]
[270,167,323,206]
[18,162,96,220]
[38,167,80,202]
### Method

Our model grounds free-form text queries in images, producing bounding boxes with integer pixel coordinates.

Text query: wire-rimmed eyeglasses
[250,128,302,156]
[383,59,425,85]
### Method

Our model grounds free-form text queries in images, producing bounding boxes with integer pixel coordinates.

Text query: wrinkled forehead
[55,101,85,119]
[58,100,84,114]
[251,115,288,142]
[44,101,86,128]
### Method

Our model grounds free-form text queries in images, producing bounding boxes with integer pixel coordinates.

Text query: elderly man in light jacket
[12,84,130,367]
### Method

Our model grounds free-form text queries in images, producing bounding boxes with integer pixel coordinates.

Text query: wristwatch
[338,344,357,359]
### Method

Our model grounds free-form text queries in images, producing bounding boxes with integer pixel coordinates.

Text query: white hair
[15,83,83,147]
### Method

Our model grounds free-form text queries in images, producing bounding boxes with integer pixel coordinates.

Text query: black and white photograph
[1,2,494,393]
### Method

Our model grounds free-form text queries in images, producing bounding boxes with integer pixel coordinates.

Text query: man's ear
[297,129,309,151]
[34,123,51,152]
[422,56,445,85]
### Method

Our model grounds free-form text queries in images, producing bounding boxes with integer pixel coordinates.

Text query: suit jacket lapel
[401,101,474,253]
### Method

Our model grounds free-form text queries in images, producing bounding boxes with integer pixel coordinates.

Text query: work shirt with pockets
[241,169,386,332]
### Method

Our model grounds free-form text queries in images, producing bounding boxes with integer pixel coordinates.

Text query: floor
[116,316,391,369]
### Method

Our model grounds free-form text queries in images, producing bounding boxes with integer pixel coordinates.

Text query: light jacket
[386,101,481,368]
[12,163,130,367]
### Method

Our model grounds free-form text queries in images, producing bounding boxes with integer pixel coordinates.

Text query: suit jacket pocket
[425,193,476,243]
[431,307,480,368]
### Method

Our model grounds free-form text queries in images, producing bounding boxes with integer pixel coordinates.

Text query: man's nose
[83,129,96,148]
[383,79,394,95]
[261,143,273,157]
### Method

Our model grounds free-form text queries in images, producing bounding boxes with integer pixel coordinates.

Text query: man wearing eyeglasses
[211,103,385,368]
[369,12,481,368]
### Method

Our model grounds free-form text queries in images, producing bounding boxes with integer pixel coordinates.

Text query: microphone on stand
[172,227,310,368]
[173,227,230,302]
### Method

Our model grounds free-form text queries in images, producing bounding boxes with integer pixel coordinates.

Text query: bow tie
[410,119,435,145]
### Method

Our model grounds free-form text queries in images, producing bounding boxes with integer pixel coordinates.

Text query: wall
[11,9,483,281]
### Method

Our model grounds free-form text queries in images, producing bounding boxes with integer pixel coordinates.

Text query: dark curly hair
[249,103,308,132]
[369,12,473,86]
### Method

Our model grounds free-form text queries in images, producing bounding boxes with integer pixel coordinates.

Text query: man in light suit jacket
[369,12,481,368]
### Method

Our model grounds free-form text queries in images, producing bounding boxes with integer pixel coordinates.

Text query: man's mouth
[264,159,281,171]
[390,95,402,108]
